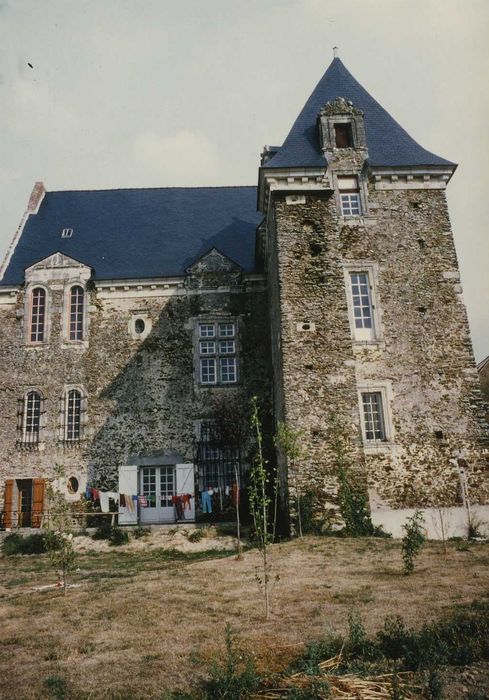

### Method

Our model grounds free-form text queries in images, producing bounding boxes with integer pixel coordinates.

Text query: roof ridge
[47,185,257,195]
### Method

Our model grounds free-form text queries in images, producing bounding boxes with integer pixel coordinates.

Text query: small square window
[61,228,73,238]
[199,324,215,338]
[341,192,361,216]
[219,340,235,354]
[199,341,216,355]
[219,323,235,338]
[334,123,352,148]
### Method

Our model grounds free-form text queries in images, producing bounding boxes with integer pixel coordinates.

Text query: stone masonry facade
[1,57,488,529]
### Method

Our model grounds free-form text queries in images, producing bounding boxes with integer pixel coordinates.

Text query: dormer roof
[265,57,455,170]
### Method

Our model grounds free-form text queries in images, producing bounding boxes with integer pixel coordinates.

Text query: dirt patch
[72,528,236,554]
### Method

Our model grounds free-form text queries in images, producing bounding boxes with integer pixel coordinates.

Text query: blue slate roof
[1,186,262,285]
[266,58,455,169]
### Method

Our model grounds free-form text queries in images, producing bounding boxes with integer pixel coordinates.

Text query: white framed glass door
[140,466,175,523]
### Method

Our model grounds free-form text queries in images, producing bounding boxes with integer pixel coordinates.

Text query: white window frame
[197,320,238,386]
[335,173,368,218]
[61,385,87,443]
[343,262,382,343]
[357,382,394,452]
[26,285,49,345]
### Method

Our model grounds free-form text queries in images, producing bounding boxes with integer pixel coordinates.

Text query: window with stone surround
[197,321,238,386]
[61,387,87,444]
[334,123,353,148]
[29,287,47,343]
[17,390,44,448]
[68,285,84,341]
[357,383,394,448]
[338,176,361,216]
[343,263,381,343]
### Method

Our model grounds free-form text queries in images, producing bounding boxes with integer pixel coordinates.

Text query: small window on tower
[334,123,353,148]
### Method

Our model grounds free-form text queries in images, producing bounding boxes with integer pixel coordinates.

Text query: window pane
[30,288,46,342]
[199,324,215,338]
[341,192,360,216]
[220,357,236,383]
[350,272,373,329]
[219,340,235,354]
[69,286,84,341]
[200,358,216,384]
[160,467,174,508]
[142,467,157,508]
[362,392,386,441]
[199,341,216,355]
[218,323,234,337]
[66,390,82,440]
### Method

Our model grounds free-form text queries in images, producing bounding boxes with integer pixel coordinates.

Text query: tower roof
[265,57,455,170]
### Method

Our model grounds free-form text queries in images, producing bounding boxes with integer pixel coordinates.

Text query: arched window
[69,286,84,341]
[30,287,46,343]
[65,389,82,441]
[18,390,42,447]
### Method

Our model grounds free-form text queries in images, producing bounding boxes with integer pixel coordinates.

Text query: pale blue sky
[1,0,488,359]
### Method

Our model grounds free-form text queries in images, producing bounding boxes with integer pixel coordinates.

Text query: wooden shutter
[31,478,45,528]
[3,479,14,529]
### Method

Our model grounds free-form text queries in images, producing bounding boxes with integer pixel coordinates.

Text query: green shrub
[42,675,69,700]
[109,527,130,546]
[132,526,151,539]
[200,624,259,699]
[187,528,204,543]
[2,532,47,555]
[92,519,114,540]
[401,510,425,574]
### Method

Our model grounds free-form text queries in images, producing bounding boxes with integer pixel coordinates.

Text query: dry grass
[0,536,488,699]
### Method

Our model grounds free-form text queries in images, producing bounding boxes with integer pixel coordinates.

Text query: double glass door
[140,466,175,523]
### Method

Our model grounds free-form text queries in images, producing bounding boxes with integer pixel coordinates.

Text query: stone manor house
[1,57,488,532]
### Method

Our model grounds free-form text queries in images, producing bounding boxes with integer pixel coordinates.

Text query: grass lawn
[1,535,488,699]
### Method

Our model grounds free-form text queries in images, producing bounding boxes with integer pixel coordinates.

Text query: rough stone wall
[267,182,489,514]
[268,191,367,520]
[343,183,489,507]
[0,276,270,499]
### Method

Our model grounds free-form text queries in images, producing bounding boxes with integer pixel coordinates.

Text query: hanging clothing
[99,492,110,513]
[172,495,184,520]
[120,494,126,508]
[201,490,212,513]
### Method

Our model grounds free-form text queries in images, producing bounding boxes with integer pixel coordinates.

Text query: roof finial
[333,46,339,58]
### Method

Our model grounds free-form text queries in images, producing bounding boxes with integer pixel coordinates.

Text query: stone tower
[258,57,489,527]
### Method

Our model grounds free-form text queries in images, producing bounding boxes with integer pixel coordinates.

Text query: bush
[200,624,259,699]
[132,526,151,539]
[401,510,425,574]
[109,527,129,546]
[2,532,47,555]
[92,519,114,540]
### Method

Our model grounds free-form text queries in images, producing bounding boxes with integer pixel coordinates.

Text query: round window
[67,476,79,495]
[134,318,145,335]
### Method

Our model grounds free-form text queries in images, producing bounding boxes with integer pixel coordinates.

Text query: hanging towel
[131,495,138,512]
[85,485,92,500]
[99,492,110,513]
[120,494,126,508]
[139,495,148,508]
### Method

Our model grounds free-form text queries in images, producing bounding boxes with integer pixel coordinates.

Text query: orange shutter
[31,479,45,528]
[3,480,14,529]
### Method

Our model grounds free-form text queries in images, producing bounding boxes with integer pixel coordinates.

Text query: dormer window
[334,123,352,148]
[61,228,73,238]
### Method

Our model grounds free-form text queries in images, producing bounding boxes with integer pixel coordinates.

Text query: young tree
[249,396,273,619]
[43,470,77,595]
[401,510,425,575]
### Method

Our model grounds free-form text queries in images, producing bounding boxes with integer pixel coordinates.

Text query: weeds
[401,511,425,574]
[193,624,259,699]
[2,532,46,555]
